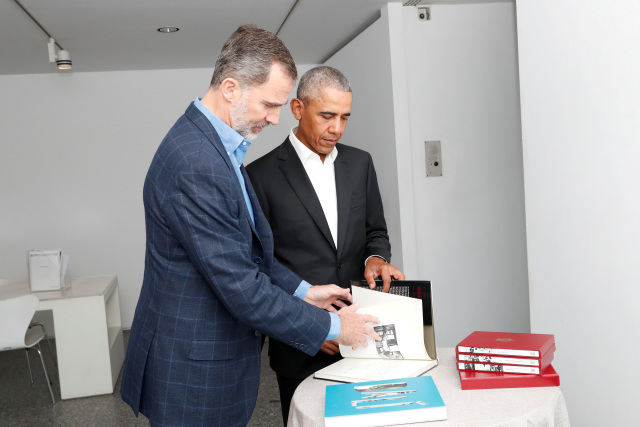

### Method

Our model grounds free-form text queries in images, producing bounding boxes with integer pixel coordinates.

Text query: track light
[48,38,72,70]
[13,1,74,71]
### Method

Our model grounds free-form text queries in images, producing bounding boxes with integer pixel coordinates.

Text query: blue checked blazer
[120,103,331,427]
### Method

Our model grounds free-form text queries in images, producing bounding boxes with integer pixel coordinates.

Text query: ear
[290,98,304,120]
[220,77,242,103]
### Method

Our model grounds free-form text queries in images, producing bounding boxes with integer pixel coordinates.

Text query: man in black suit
[246,66,404,424]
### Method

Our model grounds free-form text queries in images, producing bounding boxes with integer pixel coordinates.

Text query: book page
[316,356,437,383]
[339,288,432,361]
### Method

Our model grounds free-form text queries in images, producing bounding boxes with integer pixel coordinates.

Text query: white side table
[0,275,125,399]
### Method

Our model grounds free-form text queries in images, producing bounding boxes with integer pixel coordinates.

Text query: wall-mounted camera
[418,6,430,21]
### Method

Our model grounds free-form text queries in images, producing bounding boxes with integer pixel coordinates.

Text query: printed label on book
[458,362,540,374]
[458,354,540,366]
[457,346,539,357]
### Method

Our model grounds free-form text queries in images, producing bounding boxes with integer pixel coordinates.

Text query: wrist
[364,255,387,267]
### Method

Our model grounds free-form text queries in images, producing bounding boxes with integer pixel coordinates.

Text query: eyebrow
[320,111,351,117]
[264,100,288,108]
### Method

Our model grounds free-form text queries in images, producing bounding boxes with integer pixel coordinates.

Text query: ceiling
[0,0,415,75]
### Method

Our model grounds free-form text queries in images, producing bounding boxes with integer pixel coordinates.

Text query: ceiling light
[157,27,179,33]
[55,49,72,70]
[48,38,72,70]
[13,0,73,71]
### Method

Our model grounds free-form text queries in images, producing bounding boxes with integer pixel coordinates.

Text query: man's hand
[336,302,380,350]
[319,339,340,356]
[303,284,352,312]
[364,256,406,292]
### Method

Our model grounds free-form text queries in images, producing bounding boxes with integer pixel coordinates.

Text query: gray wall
[517,0,640,425]
[0,68,201,326]
[4,1,637,423]
[326,3,529,347]
[0,65,315,329]
[0,3,528,348]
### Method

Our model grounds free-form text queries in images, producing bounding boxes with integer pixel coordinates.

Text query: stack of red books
[456,331,560,390]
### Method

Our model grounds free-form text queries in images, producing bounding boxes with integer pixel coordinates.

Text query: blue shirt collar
[194,97,251,165]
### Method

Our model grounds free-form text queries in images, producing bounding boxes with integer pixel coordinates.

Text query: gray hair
[210,24,297,89]
[296,66,351,103]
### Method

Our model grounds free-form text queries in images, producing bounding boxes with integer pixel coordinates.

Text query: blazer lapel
[334,147,352,259]
[185,103,235,172]
[241,166,262,237]
[278,138,336,251]
[186,103,258,235]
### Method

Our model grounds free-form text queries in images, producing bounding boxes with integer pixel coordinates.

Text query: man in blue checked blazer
[120,25,380,427]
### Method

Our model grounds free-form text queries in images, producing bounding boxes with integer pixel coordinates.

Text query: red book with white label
[456,331,555,358]
[459,364,560,390]
[458,343,555,375]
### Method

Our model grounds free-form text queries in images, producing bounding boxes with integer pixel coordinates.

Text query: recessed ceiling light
[157,27,179,33]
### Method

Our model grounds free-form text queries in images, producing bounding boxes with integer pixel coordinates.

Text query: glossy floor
[0,331,283,427]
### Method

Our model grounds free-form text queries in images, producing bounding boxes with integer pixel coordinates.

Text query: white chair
[0,294,56,403]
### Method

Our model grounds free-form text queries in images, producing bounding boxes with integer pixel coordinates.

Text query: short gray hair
[210,24,297,89]
[296,66,351,103]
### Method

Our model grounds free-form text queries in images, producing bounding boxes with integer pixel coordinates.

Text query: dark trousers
[276,374,305,426]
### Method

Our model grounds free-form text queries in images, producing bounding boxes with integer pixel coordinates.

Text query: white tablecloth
[287,348,570,426]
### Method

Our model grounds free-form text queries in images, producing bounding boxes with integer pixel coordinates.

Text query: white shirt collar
[289,126,338,165]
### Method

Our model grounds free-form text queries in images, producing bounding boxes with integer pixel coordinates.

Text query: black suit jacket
[246,137,392,379]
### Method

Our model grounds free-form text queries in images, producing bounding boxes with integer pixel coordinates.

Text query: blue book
[324,376,447,427]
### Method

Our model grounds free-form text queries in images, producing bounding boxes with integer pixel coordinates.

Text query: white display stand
[0,275,125,399]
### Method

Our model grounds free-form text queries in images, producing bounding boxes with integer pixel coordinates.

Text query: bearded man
[120,25,379,427]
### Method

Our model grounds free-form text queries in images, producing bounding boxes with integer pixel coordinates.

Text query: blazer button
[253,257,263,264]
[337,263,343,269]
[254,330,261,337]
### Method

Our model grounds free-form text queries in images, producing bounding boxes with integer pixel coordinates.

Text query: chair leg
[30,323,57,366]
[41,325,57,366]
[25,349,34,384]
[33,344,56,404]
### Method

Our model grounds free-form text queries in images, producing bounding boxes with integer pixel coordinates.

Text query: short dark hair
[297,66,351,104]
[210,24,297,89]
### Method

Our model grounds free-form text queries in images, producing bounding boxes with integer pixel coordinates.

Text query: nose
[266,108,281,126]
[328,117,345,135]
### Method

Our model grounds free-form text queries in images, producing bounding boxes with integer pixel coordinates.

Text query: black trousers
[275,374,305,426]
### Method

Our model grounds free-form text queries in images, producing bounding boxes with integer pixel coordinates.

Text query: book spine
[457,354,541,366]
[457,346,540,357]
[458,366,561,390]
[458,362,540,374]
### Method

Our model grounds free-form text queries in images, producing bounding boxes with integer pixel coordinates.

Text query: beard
[230,90,269,141]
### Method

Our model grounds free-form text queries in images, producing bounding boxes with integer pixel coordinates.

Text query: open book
[314,286,438,383]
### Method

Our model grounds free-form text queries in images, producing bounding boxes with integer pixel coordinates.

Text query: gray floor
[0,331,284,427]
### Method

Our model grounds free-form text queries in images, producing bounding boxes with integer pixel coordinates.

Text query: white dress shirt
[289,127,339,247]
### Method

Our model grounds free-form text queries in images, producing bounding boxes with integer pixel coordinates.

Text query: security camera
[418,6,430,21]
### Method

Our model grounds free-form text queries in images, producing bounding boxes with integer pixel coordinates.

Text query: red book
[459,364,560,390]
[458,343,555,375]
[457,331,555,358]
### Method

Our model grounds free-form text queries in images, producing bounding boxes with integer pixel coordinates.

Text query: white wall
[0,1,528,369]
[517,1,640,425]
[325,10,408,277]
[0,64,319,329]
[327,3,528,347]
[404,3,528,345]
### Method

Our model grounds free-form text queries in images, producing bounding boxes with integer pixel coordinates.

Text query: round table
[287,348,570,426]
